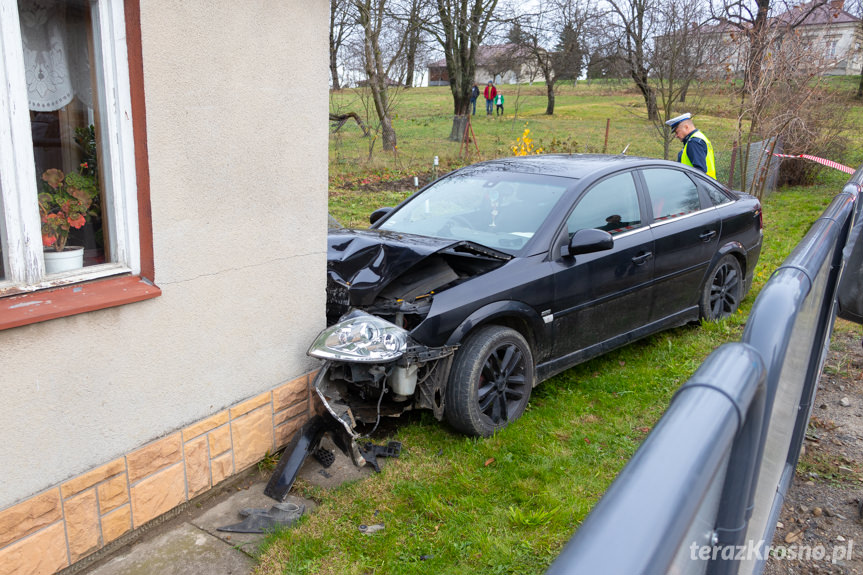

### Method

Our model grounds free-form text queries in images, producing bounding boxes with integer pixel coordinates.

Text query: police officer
[665,113,716,179]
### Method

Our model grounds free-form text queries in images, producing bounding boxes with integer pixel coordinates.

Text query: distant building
[779,0,862,75]
[699,0,862,78]
[428,44,542,86]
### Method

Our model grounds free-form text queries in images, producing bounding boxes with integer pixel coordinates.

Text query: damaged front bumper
[264,342,456,501]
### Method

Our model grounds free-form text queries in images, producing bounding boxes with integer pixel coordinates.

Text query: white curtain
[18,0,92,112]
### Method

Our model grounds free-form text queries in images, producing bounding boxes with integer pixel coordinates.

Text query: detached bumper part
[359,441,402,472]
[264,412,354,501]
[217,502,305,533]
[263,411,402,502]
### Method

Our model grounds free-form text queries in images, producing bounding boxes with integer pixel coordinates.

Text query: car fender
[714,241,747,271]
[444,300,547,352]
[700,241,748,290]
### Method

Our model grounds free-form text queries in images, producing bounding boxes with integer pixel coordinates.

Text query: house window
[0,0,140,296]
[827,39,838,57]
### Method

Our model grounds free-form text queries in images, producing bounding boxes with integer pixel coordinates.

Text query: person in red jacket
[483,81,497,116]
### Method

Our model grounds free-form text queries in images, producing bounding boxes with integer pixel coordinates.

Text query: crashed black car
[265,154,763,498]
[309,154,762,440]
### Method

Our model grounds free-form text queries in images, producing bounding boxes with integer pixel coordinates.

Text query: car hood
[328,228,511,307]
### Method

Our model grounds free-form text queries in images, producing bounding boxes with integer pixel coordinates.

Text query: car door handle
[699,230,717,241]
[631,252,652,265]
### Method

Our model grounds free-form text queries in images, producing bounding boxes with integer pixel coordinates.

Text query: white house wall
[0,0,328,511]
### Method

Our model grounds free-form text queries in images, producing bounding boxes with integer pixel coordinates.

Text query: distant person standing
[484,81,497,116]
[470,83,480,115]
[665,113,716,179]
[495,92,504,116]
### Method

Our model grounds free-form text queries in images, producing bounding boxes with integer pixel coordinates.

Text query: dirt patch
[338,173,433,193]
[765,324,863,574]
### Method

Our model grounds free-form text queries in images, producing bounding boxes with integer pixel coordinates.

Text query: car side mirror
[369,207,394,225]
[564,228,614,257]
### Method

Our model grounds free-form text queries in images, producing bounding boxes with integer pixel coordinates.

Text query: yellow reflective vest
[681,130,716,179]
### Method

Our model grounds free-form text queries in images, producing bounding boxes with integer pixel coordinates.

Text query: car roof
[460,154,682,180]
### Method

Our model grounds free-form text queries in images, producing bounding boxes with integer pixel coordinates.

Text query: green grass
[255,83,860,575]
[328,80,863,190]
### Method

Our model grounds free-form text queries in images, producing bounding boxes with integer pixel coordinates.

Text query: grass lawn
[255,82,863,575]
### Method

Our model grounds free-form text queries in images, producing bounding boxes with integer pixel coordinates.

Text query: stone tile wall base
[0,372,313,575]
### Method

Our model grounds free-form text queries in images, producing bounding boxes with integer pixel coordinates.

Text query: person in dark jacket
[470,84,479,115]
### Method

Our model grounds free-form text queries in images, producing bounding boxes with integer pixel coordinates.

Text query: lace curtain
[18,0,93,112]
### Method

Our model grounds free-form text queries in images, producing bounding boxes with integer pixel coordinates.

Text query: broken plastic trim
[217,502,305,533]
[263,412,356,501]
[359,441,402,472]
[263,408,403,501]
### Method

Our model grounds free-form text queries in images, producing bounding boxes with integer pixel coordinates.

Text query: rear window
[642,168,701,221]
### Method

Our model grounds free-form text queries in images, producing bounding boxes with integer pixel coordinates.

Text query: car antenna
[620,144,630,155]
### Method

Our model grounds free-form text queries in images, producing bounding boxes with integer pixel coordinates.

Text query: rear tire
[445,326,534,437]
[700,254,743,320]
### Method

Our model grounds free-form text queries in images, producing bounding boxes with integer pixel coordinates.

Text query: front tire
[700,254,743,320]
[445,326,534,437]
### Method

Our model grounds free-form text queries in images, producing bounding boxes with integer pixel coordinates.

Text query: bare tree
[718,10,844,194]
[355,0,406,151]
[507,0,594,115]
[429,0,501,140]
[648,0,710,159]
[585,46,630,81]
[330,0,357,90]
[389,0,435,87]
[606,0,660,120]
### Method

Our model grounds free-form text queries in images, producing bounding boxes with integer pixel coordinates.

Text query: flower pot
[44,246,84,274]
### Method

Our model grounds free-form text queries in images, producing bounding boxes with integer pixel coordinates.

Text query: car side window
[566,172,642,236]
[642,168,701,221]
[704,181,733,205]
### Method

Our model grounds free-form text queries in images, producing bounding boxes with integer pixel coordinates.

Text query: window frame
[0,0,157,328]
[0,0,141,293]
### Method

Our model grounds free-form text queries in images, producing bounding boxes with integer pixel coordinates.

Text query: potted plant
[39,165,99,273]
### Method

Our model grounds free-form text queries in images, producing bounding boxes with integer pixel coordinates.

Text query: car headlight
[308,311,408,362]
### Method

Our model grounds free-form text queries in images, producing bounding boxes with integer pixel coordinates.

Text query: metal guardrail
[547,169,863,575]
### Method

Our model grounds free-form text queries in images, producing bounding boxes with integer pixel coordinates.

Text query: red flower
[42,234,57,247]
[67,214,86,229]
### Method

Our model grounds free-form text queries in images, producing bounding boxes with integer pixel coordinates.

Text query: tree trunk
[545,81,555,115]
[859,19,863,99]
[744,0,771,91]
[448,91,471,141]
[450,115,469,141]
[330,53,341,90]
[632,71,658,121]
[329,1,343,91]
[405,53,415,88]
[381,115,397,150]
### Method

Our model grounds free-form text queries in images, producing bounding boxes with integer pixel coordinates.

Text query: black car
[309,154,762,442]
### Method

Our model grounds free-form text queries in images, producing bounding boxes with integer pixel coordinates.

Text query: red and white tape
[771,153,856,175]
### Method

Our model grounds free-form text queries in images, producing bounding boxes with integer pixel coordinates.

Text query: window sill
[0,275,161,331]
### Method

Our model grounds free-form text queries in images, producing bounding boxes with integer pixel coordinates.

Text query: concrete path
[80,437,372,575]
